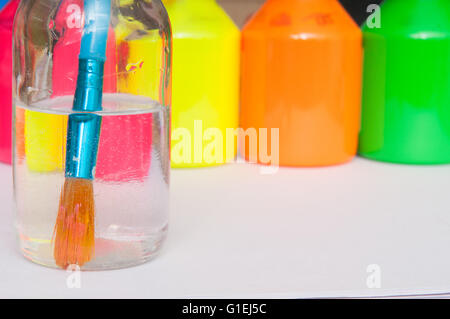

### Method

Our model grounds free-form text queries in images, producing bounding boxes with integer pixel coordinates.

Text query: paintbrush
[53,0,111,269]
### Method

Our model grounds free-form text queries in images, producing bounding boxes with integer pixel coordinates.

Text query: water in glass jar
[13,93,170,270]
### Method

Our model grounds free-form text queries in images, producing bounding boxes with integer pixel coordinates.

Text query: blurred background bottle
[359,0,450,164]
[164,0,240,168]
[218,0,384,28]
[240,0,362,167]
[0,0,20,164]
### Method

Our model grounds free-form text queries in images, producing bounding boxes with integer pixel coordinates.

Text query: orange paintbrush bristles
[53,178,95,269]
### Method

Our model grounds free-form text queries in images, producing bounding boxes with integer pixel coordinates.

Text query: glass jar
[13,0,172,270]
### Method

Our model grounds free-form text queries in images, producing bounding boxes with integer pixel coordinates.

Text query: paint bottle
[359,0,450,164]
[164,0,240,168]
[0,0,20,164]
[241,0,362,167]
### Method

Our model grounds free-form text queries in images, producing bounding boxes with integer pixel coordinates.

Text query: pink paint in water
[97,113,153,182]
[96,41,153,182]
[0,0,20,164]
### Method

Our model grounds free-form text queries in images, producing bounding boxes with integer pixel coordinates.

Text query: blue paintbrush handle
[0,0,9,12]
[65,114,102,179]
[73,58,105,112]
[80,0,111,61]
[65,0,111,180]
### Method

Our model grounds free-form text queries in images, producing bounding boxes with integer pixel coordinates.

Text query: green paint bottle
[359,0,450,164]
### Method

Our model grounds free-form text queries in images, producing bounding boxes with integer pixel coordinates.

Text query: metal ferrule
[65,58,104,180]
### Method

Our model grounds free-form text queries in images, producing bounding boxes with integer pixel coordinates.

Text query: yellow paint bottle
[164,0,240,168]
[24,111,67,172]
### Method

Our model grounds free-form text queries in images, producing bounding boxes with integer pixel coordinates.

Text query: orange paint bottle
[240,0,362,167]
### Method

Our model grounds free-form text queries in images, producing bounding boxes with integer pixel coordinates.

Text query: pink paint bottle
[0,0,20,164]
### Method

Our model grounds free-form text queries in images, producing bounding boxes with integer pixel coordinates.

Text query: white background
[1,158,450,298]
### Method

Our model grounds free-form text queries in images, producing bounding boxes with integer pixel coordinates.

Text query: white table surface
[1,158,450,298]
